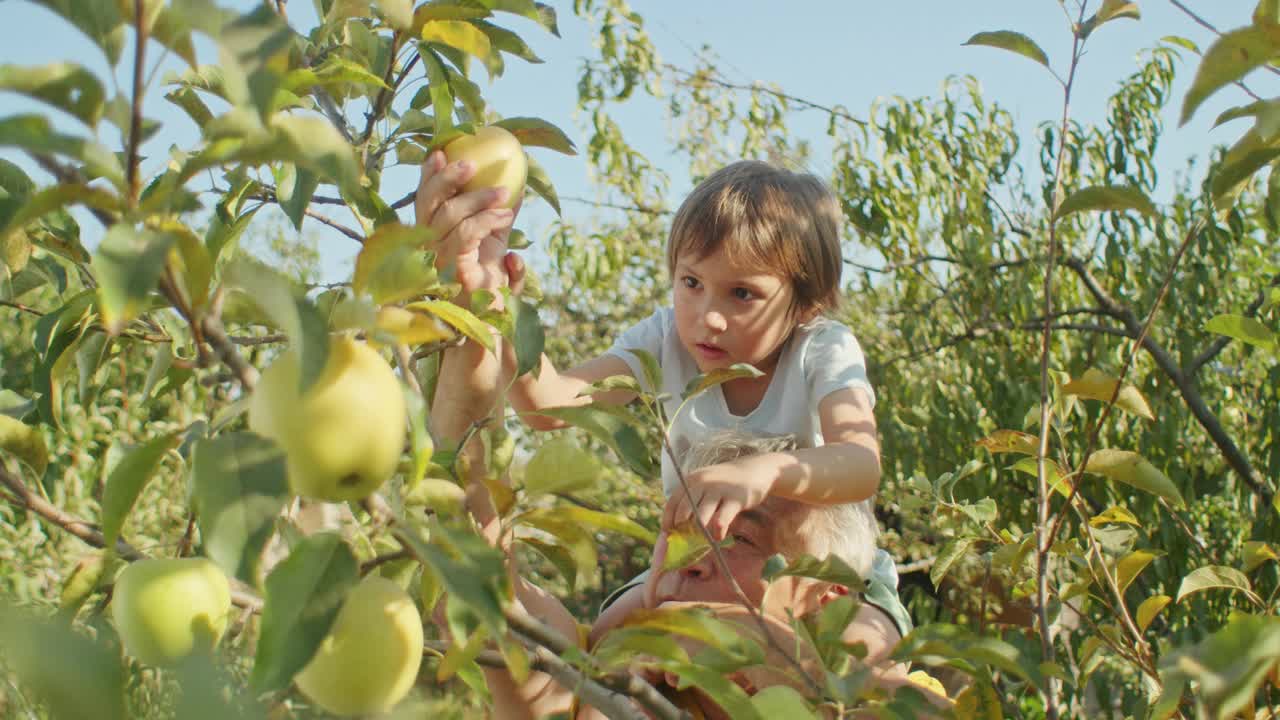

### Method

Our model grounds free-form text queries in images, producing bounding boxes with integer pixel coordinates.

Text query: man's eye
[731,533,755,547]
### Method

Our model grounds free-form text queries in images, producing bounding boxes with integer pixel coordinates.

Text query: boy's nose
[702,308,727,333]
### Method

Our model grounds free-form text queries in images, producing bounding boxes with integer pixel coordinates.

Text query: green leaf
[28,0,125,65]
[535,405,656,479]
[191,433,290,587]
[0,114,124,188]
[1162,35,1201,54]
[762,553,865,590]
[1115,550,1159,594]
[522,505,654,544]
[511,296,545,378]
[1089,506,1140,527]
[1158,615,1280,720]
[226,257,330,393]
[1176,565,1263,605]
[0,601,126,720]
[1181,27,1279,126]
[1244,541,1280,573]
[400,522,508,633]
[1206,314,1276,352]
[1085,449,1186,508]
[91,225,176,335]
[0,415,48,479]
[518,536,580,590]
[352,223,439,304]
[271,114,364,194]
[275,164,320,232]
[1061,368,1155,420]
[963,30,1050,69]
[421,20,493,73]
[100,431,181,552]
[250,533,359,693]
[1211,131,1280,205]
[419,47,455,134]
[751,686,817,717]
[479,0,559,36]
[662,526,716,571]
[523,151,560,215]
[374,0,414,30]
[622,606,763,668]
[0,63,106,127]
[410,299,495,352]
[1054,185,1157,220]
[476,20,544,64]
[931,536,977,587]
[0,183,116,263]
[515,509,596,589]
[523,436,599,496]
[495,116,576,154]
[165,86,214,127]
[682,363,763,401]
[0,158,35,229]
[668,662,762,720]
[1136,594,1171,632]
[626,347,663,395]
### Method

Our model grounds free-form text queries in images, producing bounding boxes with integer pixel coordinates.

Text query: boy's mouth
[694,342,727,359]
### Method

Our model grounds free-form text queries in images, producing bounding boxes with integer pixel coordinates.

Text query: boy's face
[672,247,802,377]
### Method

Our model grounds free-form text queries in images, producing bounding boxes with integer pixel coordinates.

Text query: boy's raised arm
[502,350,638,430]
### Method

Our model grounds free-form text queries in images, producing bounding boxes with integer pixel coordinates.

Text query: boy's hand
[661,457,775,541]
[415,151,519,300]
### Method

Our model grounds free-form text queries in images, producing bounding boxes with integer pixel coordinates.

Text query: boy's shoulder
[794,315,854,344]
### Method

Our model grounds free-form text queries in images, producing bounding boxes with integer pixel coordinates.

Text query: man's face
[644,497,812,610]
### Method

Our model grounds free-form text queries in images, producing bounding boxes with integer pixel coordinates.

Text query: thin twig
[126,0,149,207]
[304,208,364,242]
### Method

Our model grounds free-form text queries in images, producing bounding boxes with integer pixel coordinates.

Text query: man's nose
[680,552,713,580]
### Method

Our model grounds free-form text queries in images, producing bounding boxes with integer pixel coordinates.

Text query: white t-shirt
[606,307,876,497]
[605,308,900,597]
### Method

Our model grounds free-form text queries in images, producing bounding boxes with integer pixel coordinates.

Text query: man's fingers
[429,187,509,244]
[505,252,526,295]
[414,151,453,226]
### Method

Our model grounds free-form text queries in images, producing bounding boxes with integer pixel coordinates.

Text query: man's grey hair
[679,430,879,579]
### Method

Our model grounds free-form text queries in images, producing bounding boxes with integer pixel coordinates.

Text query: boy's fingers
[696,498,720,540]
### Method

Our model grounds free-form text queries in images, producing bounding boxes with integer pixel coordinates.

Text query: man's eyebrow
[735,508,770,530]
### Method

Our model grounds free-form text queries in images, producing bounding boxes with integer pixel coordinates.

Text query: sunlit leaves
[374,0,414,30]
[931,536,978,587]
[91,225,177,335]
[0,63,105,127]
[421,21,493,74]
[191,433,290,586]
[1181,26,1280,126]
[963,30,1050,70]
[1136,594,1171,633]
[1156,615,1280,720]
[27,0,125,66]
[1176,565,1263,606]
[682,363,762,401]
[1084,449,1185,508]
[352,223,439,304]
[1114,550,1159,594]
[411,299,494,351]
[0,415,48,479]
[535,405,656,479]
[975,429,1037,455]
[524,151,561,214]
[1079,0,1140,39]
[762,553,865,590]
[0,114,124,187]
[251,533,359,693]
[100,431,181,553]
[1053,185,1157,221]
[373,304,454,345]
[495,116,577,154]
[1061,368,1155,420]
[0,601,126,720]
[226,258,330,392]
[523,436,599,495]
[662,525,715,571]
[1205,314,1276,353]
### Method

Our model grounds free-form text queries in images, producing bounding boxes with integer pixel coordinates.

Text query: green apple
[249,335,407,502]
[111,557,231,667]
[295,575,424,716]
[443,125,527,209]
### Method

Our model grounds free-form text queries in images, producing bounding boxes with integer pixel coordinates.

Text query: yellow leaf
[1062,368,1154,420]
[1136,594,1171,633]
[976,429,1038,455]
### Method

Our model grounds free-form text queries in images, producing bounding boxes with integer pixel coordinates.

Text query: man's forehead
[735,498,804,534]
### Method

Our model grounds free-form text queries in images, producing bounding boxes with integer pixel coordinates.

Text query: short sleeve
[605,308,670,393]
[805,321,876,408]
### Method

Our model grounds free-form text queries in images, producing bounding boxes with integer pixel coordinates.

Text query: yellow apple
[295,575,424,716]
[443,125,527,209]
[249,335,407,502]
[111,557,231,667]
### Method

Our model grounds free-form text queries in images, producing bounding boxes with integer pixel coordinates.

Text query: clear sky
[0,1,1251,283]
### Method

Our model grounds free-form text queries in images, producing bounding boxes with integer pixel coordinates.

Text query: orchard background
[0,0,1278,718]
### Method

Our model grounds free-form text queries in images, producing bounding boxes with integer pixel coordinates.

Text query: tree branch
[126,0,149,207]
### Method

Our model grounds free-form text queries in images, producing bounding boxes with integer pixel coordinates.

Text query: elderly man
[430,320,939,718]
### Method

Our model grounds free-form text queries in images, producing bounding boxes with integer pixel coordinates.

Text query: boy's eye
[731,287,755,301]
[681,276,701,289]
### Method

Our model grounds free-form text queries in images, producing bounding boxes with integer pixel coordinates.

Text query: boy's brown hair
[666,160,844,315]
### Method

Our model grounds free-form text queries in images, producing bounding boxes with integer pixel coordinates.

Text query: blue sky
[0,1,1251,282]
